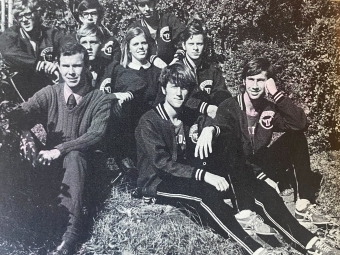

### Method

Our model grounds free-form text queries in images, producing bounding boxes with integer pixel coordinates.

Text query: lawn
[0,148,339,255]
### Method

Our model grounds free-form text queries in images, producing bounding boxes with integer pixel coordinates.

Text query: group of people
[0,0,338,255]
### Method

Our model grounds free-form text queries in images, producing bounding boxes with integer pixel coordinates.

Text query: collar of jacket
[236,93,247,111]
[154,103,170,121]
[20,26,44,42]
[183,56,205,72]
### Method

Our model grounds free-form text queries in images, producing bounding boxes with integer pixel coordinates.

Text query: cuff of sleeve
[272,91,284,104]
[150,55,157,64]
[54,145,65,156]
[199,102,209,114]
[174,49,185,60]
[213,125,220,137]
[193,168,206,181]
[127,91,134,100]
[256,172,267,181]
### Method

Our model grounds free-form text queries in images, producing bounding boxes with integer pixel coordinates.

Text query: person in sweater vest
[15,42,112,255]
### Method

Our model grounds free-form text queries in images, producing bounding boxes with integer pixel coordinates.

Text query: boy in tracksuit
[212,57,328,226]
[136,63,336,255]
[180,20,231,119]
[131,0,186,67]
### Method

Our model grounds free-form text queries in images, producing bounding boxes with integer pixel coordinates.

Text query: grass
[0,145,339,254]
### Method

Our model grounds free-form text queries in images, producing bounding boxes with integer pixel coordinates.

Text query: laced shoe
[295,204,330,225]
[236,212,278,236]
[307,240,340,255]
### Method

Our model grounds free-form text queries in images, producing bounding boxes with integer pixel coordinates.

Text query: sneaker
[236,212,278,236]
[295,204,331,225]
[307,240,340,255]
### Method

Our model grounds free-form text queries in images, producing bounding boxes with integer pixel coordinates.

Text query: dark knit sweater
[20,83,112,156]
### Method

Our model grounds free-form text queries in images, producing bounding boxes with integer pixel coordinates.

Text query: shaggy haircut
[181,19,206,43]
[241,57,275,80]
[57,42,90,68]
[76,24,105,43]
[78,0,105,23]
[13,0,42,20]
[159,62,196,91]
[120,27,149,68]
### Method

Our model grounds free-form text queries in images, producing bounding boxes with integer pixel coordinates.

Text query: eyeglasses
[17,11,34,21]
[82,11,98,18]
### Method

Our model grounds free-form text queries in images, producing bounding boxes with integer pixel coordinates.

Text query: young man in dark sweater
[0,0,65,100]
[136,63,336,255]
[16,43,112,255]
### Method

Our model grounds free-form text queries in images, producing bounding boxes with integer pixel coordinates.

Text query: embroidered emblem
[99,78,112,94]
[199,80,213,94]
[101,41,113,56]
[259,110,275,129]
[160,26,171,42]
[40,47,54,62]
[189,124,199,143]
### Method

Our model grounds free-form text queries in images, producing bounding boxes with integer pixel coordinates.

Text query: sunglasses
[82,11,98,18]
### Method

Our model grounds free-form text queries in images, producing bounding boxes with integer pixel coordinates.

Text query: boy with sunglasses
[0,0,65,100]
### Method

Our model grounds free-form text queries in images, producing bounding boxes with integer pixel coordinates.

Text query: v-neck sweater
[21,83,112,155]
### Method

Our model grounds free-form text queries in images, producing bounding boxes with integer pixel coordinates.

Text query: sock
[295,199,310,212]
[306,237,319,250]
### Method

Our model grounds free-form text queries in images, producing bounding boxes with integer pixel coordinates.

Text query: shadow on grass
[0,150,119,255]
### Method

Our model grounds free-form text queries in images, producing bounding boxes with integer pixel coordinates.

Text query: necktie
[67,94,77,109]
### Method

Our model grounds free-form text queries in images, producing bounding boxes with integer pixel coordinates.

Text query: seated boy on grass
[135,62,338,255]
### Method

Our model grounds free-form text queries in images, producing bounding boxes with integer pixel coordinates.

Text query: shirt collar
[128,61,151,70]
[64,83,87,105]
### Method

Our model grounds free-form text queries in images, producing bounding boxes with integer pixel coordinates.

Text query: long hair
[120,27,148,68]
[181,19,206,44]
[159,62,196,92]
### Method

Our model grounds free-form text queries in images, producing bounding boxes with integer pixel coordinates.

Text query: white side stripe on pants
[157,191,254,255]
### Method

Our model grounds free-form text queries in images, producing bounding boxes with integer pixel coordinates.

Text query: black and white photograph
[0,0,339,254]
